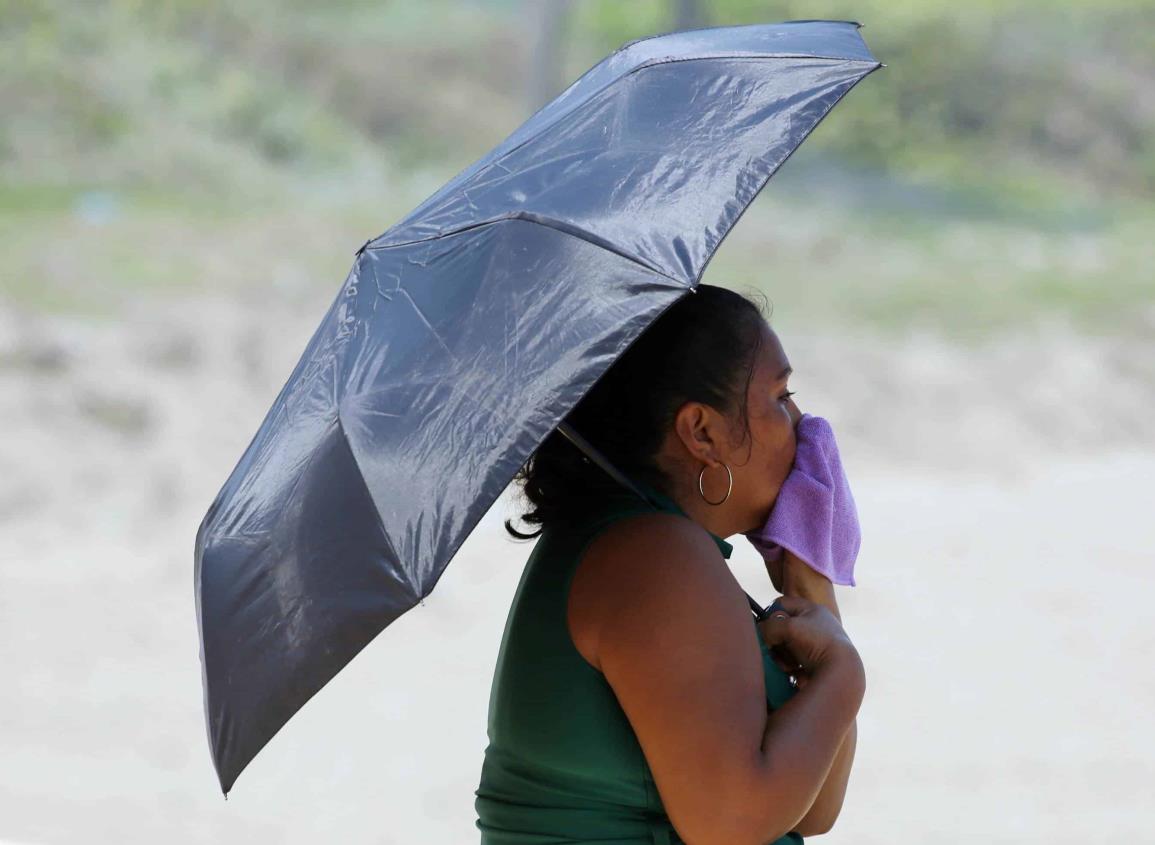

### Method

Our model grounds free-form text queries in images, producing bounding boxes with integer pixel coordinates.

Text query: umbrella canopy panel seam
[619,20,867,53]
[689,61,884,286]
[367,210,689,288]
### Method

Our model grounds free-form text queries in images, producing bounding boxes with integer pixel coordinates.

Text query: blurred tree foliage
[2,0,1152,204]
[0,0,527,194]
[574,0,1155,203]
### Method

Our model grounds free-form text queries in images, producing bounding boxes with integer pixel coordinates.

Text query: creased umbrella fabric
[195,19,880,795]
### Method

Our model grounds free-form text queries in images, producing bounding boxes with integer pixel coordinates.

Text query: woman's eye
[779,390,796,402]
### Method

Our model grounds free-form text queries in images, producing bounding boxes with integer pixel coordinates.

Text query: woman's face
[728,320,803,532]
[665,319,802,537]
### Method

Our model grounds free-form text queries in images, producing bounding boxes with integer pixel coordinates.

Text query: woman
[474,285,865,844]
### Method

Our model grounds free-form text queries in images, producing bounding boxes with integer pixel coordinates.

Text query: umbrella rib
[369,210,691,288]
[691,61,884,287]
[332,410,414,602]
[618,20,867,52]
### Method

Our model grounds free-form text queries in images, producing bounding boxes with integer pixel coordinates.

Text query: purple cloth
[744,413,862,587]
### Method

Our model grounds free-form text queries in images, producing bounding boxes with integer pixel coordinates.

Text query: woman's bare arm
[576,515,865,845]
[751,649,864,841]
[776,552,859,837]
[792,722,856,836]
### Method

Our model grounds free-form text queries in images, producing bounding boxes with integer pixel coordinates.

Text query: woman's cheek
[782,419,797,456]
[773,437,794,485]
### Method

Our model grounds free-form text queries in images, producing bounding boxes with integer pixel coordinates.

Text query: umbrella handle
[556,421,659,507]
[555,421,768,619]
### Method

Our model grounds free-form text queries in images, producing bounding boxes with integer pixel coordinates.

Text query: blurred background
[2,1,1153,843]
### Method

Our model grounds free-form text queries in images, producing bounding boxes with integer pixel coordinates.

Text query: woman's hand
[757,594,858,680]
[764,552,841,686]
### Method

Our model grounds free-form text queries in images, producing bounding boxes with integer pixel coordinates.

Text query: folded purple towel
[744,413,862,587]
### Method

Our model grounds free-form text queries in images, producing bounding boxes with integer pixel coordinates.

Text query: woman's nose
[787,400,803,428]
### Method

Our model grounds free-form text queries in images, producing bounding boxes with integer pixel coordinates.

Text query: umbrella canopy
[195,19,881,795]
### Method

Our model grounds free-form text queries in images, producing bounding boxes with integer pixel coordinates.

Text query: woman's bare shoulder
[566,511,740,671]
[567,512,771,843]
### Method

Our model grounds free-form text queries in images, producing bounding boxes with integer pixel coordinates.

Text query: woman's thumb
[767,594,811,616]
[758,611,791,647]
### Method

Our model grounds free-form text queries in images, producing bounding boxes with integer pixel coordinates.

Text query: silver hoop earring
[697,462,733,506]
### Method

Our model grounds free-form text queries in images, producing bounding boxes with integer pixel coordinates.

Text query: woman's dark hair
[504,284,770,540]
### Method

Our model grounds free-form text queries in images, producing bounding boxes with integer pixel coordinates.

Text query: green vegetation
[577,0,1155,203]
[1,0,1151,334]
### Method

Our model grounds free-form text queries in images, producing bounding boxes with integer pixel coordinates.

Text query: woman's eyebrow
[776,365,793,380]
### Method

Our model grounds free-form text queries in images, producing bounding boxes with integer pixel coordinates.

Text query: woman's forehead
[758,323,791,379]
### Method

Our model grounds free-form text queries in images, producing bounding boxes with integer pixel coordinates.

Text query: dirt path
[1,295,1152,843]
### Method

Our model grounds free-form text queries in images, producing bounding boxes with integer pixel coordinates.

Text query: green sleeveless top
[474,479,803,845]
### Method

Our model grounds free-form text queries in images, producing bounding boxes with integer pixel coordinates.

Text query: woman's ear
[672,401,725,465]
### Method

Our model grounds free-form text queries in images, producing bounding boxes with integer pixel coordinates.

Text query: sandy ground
[1,293,1154,844]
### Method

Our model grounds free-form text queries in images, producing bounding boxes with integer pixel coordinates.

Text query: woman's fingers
[769,644,802,674]
[758,608,793,650]
[758,596,854,675]
[766,594,813,617]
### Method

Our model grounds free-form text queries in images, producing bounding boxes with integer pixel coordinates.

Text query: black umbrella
[195,19,881,795]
